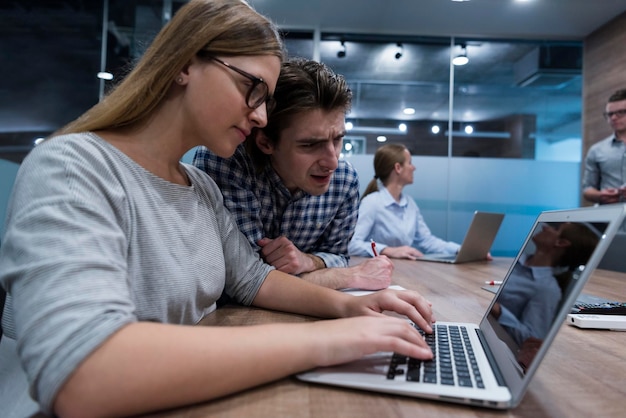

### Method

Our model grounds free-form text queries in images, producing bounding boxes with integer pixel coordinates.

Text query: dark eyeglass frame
[603,109,626,120]
[199,53,271,110]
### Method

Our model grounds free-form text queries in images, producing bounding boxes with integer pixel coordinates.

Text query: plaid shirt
[193,145,360,268]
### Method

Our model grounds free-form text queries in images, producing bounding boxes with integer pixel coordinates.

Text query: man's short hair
[246,57,352,169]
[608,88,626,103]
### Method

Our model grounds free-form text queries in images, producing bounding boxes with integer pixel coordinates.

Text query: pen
[370,239,378,257]
[485,280,502,285]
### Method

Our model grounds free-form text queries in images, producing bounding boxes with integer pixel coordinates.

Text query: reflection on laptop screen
[486,221,607,374]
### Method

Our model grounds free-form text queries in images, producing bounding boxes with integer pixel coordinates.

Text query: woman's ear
[254,130,274,155]
[175,61,192,85]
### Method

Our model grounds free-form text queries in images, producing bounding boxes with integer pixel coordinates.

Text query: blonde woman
[349,144,460,259]
[0,1,434,417]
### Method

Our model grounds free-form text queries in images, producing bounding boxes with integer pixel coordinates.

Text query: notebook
[416,211,505,264]
[297,204,626,409]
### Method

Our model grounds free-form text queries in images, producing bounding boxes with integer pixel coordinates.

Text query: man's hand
[380,245,423,260]
[258,237,321,275]
[346,256,394,290]
[600,187,621,204]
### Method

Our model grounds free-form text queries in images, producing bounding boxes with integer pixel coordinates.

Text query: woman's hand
[381,245,423,260]
[342,288,434,335]
[309,315,434,367]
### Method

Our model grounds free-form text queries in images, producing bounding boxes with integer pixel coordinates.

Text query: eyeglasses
[205,55,271,110]
[603,109,626,120]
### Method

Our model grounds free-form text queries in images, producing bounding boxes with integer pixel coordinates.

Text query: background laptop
[417,211,504,264]
[297,204,626,409]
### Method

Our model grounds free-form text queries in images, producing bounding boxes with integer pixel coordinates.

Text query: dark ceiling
[1,0,625,163]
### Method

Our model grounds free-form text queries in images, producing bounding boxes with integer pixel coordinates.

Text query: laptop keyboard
[387,324,485,389]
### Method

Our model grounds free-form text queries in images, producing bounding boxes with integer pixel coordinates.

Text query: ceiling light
[97,71,114,80]
[345,121,353,130]
[403,107,415,115]
[337,41,346,58]
[453,54,469,66]
[452,43,469,66]
[395,43,403,60]
[346,126,407,135]
[377,136,387,142]
[431,125,440,134]
[398,123,407,132]
[464,125,474,134]
[445,129,511,139]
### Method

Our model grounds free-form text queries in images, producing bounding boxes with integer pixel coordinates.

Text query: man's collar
[264,164,307,200]
[613,134,626,145]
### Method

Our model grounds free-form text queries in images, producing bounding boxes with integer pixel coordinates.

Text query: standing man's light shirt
[582,135,626,193]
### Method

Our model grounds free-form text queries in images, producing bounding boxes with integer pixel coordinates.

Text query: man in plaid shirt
[194,58,392,290]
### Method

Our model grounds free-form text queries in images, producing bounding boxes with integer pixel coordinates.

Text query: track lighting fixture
[337,41,346,58]
[452,43,469,66]
[395,43,403,60]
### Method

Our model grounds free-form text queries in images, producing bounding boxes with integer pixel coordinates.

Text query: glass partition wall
[1,0,584,255]
[287,33,583,256]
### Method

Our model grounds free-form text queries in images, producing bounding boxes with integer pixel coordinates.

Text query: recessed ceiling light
[377,136,387,142]
[403,107,416,115]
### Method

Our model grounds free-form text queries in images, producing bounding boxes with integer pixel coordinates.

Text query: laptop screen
[480,205,624,404]
[487,221,605,370]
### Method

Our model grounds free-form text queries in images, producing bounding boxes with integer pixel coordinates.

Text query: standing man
[582,88,626,204]
[194,57,393,290]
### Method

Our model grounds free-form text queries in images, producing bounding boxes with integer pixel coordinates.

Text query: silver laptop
[297,204,626,409]
[417,211,504,264]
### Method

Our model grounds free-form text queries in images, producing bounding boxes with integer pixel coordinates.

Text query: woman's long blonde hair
[56,0,284,136]
[361,144,408,199]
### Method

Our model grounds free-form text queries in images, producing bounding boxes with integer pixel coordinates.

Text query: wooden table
[143,258,626,418]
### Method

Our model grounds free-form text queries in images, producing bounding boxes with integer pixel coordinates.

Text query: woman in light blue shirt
[349,144,460,259]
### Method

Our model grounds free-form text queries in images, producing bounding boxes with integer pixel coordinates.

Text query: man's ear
[254,130,275,155]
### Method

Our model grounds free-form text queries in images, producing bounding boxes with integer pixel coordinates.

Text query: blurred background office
[1,0,626,256]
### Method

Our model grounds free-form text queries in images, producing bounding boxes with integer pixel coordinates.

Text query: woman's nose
[249,103,268,128]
